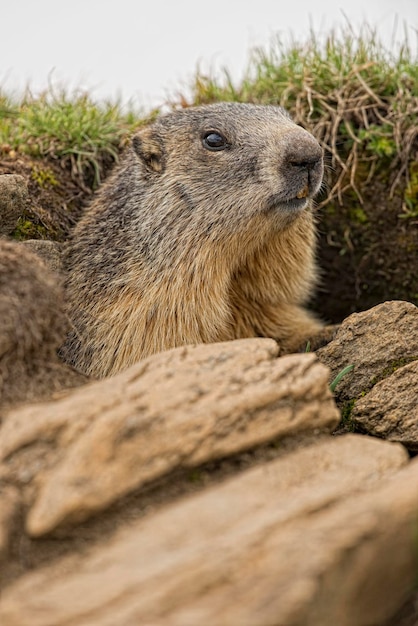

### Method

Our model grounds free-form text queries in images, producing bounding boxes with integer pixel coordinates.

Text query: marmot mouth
[266,195,309,212]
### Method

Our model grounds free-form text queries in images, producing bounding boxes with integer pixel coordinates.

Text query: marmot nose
[288,154,321,172]
[284,139,323,173]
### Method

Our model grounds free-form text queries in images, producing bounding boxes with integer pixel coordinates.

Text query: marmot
[61,102,324,378]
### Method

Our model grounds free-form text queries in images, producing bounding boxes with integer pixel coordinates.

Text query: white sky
[1,0,417,110]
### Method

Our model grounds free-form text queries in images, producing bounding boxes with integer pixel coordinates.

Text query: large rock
[0,435,412,626]
[0,241,86,410]
[352,360,418,450]
[0,486,19,563]
[21,239,63,273]
[0,339,340,537]
[0,174,28,235]
[317,301,418,402]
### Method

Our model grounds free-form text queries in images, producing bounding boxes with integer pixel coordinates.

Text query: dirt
[0,152,91,241]
[312,173,418,323]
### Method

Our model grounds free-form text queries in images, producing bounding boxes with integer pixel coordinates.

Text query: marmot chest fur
[62,102,324,378]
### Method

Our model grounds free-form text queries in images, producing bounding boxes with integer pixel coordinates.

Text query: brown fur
[61,103,324,378]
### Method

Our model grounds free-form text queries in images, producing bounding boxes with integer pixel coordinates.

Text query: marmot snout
[62,102,324,377]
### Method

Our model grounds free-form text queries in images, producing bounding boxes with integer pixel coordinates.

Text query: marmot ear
[132,128,165,174]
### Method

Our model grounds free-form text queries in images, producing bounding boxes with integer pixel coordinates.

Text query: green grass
[330,364,355,393]
[0,88,157,187]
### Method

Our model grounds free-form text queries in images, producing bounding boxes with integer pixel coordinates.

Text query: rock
[0,174,28,235]
[0,241,86,410]
[21,240,63,273]
[351,360,418,450]
[0,435,412,626]
[0,486,20,562]
[0,339,340,536]
[317,301,418,402]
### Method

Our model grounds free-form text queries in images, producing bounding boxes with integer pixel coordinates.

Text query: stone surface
[0,241,86,410]
[317,301,418,402]
[0,339,340,537]
[0,435,412,626]
[0,486,19,562]
[351,360,418,450]
[22,239,63,273]
[0,174,28,235]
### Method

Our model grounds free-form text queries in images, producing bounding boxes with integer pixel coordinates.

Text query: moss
[403,161,418,218]
[369,356,418,388]
[324,203,336,216]
[358,124,397,159]
[340,399,356,430]
[187,469,203,483]
[348,206,369,225]
[31,166,59,188]
[11,217,49,241]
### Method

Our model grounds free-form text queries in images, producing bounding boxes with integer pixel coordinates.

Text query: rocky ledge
[1,174,418,625]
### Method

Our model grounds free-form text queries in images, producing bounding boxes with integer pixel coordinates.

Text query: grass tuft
[0,88,157,189]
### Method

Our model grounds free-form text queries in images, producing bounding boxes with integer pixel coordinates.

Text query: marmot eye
[202,131,229,151]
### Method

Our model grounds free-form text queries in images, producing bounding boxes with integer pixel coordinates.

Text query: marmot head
[130,103,323,245]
